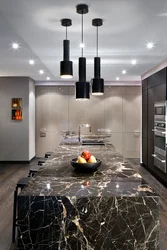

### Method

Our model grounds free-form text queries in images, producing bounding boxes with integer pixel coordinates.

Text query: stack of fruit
[77,150,97,163]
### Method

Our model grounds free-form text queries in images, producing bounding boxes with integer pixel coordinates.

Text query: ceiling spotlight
[146,42,154,49]
[46,77,50,80]
[116,77,119,81]
[29,59,35,65]
[122,70,127,75]
[79,43,85,48]
[131,59,137,65]
[12,43,19,50]
[39,70,44,75]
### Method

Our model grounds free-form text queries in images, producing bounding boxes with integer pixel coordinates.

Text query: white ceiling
[0,0,167,82]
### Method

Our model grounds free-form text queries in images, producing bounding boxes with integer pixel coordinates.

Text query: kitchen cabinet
[154,82,166,102]
[147,139,154,170]
[142,78,148,92]
[142,90,147,138]
[147,68,166,89]
[142,67,167,185]
[147,87,154,140]
[142,137,147,166]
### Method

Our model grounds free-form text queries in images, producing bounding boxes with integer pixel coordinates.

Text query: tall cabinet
[142,67,167,185]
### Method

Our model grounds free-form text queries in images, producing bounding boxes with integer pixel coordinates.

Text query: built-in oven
[154,101,166,121]
[152,103,167,173]
[152,121,166,157]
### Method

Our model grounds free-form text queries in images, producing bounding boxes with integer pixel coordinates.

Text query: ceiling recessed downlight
[46,77,50,80]
[12,42,19,50]
[116,77,119,81]
[39,70,44,75]
[146,42,154,49]
[29,59,35,65]
[122,70,127,75]
[131,59,137,65]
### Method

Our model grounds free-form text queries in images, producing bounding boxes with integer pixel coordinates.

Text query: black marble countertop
[20,144,157,197]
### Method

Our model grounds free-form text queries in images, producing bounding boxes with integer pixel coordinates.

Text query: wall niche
[12,98,22,120]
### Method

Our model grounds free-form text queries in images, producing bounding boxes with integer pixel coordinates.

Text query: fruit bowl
[70,158,102,171]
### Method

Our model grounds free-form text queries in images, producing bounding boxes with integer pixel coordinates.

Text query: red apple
[81,150,91,160]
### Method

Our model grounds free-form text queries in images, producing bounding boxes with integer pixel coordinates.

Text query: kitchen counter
[17,143,159,250]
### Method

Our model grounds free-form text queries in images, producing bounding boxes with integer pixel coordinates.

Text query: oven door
[153,130,166,157]
[152,153,166,173]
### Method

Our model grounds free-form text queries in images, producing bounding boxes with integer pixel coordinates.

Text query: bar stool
[45,151,53,158]
[28,165,40,177]
[37,157,46,166]
[12,177,31,243]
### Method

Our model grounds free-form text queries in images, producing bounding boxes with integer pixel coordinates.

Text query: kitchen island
[17,143,159,250]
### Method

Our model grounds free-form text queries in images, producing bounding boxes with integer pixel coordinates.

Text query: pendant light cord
[81,12,84,57]
[66,26,67,40]
[96,26,98,57]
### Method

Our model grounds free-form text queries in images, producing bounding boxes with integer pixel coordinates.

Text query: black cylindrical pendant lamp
[76,57,90,99]
[75,4,90,99]
[92,18,104,96]
[60,19,73,79]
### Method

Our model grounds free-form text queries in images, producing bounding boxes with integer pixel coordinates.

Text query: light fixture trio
[60,4,104,99]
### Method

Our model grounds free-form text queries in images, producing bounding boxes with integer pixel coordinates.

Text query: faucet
[78,124,91,142]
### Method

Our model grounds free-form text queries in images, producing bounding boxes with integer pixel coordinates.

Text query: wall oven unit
[153,121,166,157]
[154,101,166,121]
[152,101,167,174]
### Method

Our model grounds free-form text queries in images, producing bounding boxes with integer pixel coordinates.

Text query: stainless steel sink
[81,140,105,145]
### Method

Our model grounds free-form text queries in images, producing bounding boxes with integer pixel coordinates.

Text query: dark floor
[0,158,167,250]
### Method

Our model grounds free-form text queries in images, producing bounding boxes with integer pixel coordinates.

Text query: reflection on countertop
[20,144,156,197]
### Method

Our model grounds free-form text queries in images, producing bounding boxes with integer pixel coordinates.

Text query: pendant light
[76,4,90,100]
[92,18,104,95]
[60,18,73,79]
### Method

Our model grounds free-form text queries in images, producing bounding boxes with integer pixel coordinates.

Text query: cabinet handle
[152,154,166,163]
[152,129,166,134]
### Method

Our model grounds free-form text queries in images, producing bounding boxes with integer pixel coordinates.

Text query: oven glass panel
[155,134,165,150]
[155,106,165,115]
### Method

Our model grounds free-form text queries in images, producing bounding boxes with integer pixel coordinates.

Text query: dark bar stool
[12,177,31,243]
[45,151,53,158]
[28,164,43,177]
[38,157,46,166]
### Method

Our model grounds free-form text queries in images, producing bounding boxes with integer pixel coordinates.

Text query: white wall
[0,77,35,161]
[29,79,35,160]
[36,86,141,158]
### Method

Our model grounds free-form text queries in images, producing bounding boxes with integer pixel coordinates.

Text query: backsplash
[36,86,141,158]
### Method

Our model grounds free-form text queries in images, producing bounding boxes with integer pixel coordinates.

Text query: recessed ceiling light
[12,42,19,50]
[46,77,50,80]
[146,42,154,49]
[79,43,85,48]
[29,59,35,65]
[131,59,137,65]
[116,77,119,81]
[122,70,127,75]
[39,70,44,75]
